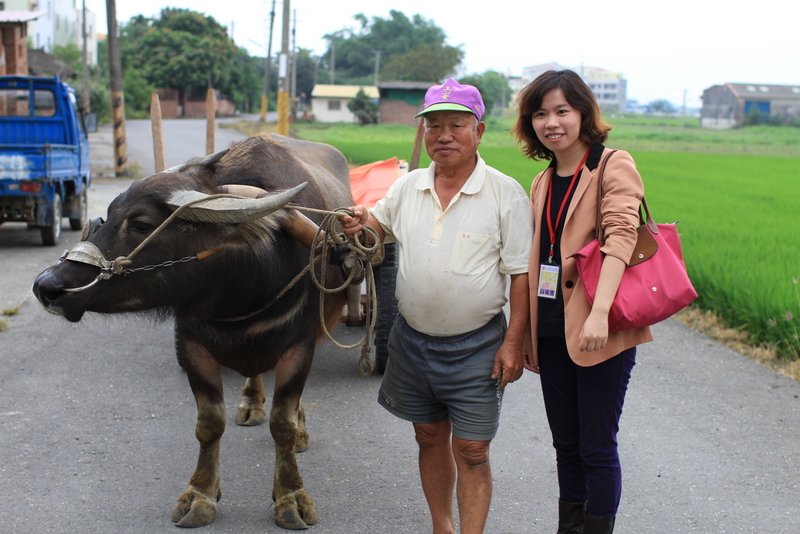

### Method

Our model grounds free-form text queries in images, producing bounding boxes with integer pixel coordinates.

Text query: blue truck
[0,75,91,246]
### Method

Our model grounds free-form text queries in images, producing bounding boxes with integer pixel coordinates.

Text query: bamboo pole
[206,88,215,155]
[409,118,425,171]
[150,93,166,173]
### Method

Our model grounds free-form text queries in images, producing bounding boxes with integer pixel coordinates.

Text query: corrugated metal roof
[0,11,43,23]
[311,84,379,99]
[727,83,800,99]
[377,81,435,90]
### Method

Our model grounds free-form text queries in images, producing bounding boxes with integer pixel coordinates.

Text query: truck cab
[0,75,91,245]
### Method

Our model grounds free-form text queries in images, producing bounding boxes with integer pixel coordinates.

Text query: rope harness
[59,195,382,376]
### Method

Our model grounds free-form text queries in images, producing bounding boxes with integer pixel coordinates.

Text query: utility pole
[260,0,276,122]
[276,0,290,135]
[290,8,296,120]
[373,50,381,85]
[329,39,335,84]
[105,0,128,176]
[81,0,89,112]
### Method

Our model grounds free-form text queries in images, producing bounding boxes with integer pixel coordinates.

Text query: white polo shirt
[371,156,532,336]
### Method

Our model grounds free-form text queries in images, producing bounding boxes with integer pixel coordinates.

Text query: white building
[516,62,628,113]
[3,0,98,65]
[311,84,379,123]
[581,66,627,113]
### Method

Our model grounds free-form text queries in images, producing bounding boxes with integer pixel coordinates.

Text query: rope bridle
[58,197,382,376]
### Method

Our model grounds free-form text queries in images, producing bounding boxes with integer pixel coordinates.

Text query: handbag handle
[594,150,657,245]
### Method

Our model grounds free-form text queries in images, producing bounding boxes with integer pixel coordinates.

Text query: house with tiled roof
[701,82,800,128]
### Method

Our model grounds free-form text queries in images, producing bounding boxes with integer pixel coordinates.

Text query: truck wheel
[40,195,63,246]
[373,242,399,374]
[69,188,88,231]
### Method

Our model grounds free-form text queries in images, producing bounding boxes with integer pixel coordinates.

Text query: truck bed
[0,143,81,184]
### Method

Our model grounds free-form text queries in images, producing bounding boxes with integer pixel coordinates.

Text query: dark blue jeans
[538,336,636,517]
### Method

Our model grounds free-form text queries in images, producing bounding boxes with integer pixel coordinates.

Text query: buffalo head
[33,155,307,322]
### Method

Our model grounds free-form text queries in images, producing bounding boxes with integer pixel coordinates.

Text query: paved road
[0,122,797,533]
[124,116,259,178]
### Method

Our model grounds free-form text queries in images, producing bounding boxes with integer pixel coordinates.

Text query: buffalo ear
[168,182,308,224]
[162,147,231,174]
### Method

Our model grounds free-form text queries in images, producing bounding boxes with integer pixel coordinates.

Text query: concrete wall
[311,98,356,123]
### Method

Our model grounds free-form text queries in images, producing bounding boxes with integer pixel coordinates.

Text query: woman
[513,70,653,534]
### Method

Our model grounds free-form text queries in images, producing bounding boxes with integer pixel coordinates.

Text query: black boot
[557,500,586,533]
[583,514,615,534]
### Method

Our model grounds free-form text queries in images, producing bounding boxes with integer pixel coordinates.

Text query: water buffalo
[32,134,353,530]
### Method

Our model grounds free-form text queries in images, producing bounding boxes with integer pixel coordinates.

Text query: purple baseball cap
[415,79,485,120]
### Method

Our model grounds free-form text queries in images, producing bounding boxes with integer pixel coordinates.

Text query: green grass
[632,152,800,357]
[233,116,800,359]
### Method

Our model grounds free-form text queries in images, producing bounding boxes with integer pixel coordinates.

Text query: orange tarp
[348,157,402,208]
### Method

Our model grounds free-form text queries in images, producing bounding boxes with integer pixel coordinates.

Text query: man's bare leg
[415,420,456,534]
[453,437,492,534]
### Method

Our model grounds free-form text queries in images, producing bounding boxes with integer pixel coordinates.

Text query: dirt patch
[675,307,800,382]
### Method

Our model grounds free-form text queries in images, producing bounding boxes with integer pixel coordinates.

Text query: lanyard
[545,149,590,264]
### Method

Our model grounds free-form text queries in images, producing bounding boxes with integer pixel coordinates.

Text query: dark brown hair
[513,70,611,161]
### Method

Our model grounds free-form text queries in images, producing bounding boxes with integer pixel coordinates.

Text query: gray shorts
[377,313,507,441]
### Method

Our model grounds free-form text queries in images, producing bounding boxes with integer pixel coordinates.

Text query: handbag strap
[595,150,657,245]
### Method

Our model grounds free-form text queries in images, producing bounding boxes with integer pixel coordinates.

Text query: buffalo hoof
[235,399,266,426]
[295,429,310,453]
[274,490,318,530]
[171,487,220,528]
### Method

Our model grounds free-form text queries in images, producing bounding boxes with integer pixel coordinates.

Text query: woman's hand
[523,350,540,374]
[579,254,625,352]
[579,309,609,352]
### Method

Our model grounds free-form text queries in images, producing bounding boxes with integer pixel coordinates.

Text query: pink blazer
[528,147,653,367]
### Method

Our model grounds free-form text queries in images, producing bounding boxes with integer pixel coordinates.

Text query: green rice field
[239,116,800,359]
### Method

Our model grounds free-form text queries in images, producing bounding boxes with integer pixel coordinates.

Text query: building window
[327,100,341,111]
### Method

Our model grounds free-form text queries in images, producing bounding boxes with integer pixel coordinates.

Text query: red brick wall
[1,24,28,75]
[159,99,179,119]
[183,99,207,118]
[379,100,419,125]
[184,98,237,118]
[154,89,236,118]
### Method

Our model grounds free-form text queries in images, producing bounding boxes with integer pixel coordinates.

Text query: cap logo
[441,85,452,100]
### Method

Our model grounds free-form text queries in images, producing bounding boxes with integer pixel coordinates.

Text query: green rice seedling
[633,152,800,357]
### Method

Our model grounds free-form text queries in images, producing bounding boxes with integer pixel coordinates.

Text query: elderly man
[341,79,532,533]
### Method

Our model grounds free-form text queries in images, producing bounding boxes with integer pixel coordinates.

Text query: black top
[537,143,605,337]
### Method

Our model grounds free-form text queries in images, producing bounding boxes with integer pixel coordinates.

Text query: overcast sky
[86,0,798,108]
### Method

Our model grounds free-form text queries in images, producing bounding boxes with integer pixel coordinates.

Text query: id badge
[537,263,560,300]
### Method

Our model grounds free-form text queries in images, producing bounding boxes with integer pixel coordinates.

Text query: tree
[459,71,511,117]
[347,88,378,125]
[52,44,109,122]
[319,11,462,84]
[119,8,259,114]
[52,44,82,72]
[648,99,677,114]
[380,46,461,82]
[123,68,155,118]
[293,48,317,108]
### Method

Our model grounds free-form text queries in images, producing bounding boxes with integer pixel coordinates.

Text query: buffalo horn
[169,182,308,223]
[218,184,270,198]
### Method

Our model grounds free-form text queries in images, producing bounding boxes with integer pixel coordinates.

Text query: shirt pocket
[450,232,491,275]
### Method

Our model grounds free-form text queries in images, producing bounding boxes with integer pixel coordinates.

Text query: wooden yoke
[281,210,322,249]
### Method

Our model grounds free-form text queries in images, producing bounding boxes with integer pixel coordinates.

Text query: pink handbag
[573,152,698,332]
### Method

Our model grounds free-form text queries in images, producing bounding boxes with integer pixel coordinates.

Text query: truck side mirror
[85,113,98,133]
